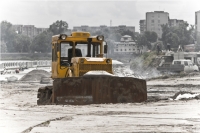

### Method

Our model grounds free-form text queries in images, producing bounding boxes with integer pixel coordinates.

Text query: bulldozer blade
[52,76,147,105]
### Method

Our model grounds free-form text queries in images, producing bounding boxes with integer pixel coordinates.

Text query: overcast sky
[0,0,200,32]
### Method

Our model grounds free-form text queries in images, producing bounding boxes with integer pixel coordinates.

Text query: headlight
[106,59,110,63]
[60,34,67,40]
[97,35,104,41]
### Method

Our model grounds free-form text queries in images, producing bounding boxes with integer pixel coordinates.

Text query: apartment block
[169,19,185,27]
[73,25,135,33]
[139,20,146,34]
[12,25,23,34]
[13,25,48,38]
[195,10,200,33]
[146,11,169,38]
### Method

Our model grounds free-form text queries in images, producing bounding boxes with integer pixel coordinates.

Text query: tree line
[1,20,197,53]
[1,20,68,53]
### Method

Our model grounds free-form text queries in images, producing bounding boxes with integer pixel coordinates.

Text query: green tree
[14,34,31,53]
[31,31,53,53]
[165,32,180,48]
[161,22,194,50]
[1,21,32,53]
[1,21,17,52]
[0,42,7,53]
[109,32,121,42]
[144,31,158,43]
[49,20,68,35]
[136,34,151,49]
[161,24,170,46]
[1,21,13,42]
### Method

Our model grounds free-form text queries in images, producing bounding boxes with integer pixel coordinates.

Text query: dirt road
[0,72,200,133]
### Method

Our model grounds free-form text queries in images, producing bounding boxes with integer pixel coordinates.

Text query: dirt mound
[20,69,51,81]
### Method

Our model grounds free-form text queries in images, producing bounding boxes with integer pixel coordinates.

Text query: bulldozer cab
[51,32,111,78]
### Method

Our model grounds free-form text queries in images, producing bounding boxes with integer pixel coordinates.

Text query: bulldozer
[37,32,147,105]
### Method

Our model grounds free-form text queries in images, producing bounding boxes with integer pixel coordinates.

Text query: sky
[0,0,200,32]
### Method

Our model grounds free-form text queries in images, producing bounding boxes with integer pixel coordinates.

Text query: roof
[122,35,131,38]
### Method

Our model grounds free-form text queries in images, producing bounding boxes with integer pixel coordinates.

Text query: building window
[121,49,122,51]
[125,49,126,51]
[158,20,160,23]
[116,49,118,51]
[151,20,154,23]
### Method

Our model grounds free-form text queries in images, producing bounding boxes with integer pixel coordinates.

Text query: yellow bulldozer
[37,32,147,105]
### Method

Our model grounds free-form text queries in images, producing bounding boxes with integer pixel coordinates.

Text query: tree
[161,22,194,50]
[0,42,7,53]
[136,34,151,49]
[14,34,31,53]
[1,21,17,52]
[31,31,53,53]
[165,32,180,48]
[108,32,121,42]
[49,20,68,34]
[1,21,13,43]
[161,24,170,46]
[144,31,158,43]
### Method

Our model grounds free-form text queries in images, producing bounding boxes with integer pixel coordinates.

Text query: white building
[114,35,145,54]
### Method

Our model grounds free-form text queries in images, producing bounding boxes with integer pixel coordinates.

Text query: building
[22,25,35,38]
[195,10,200,45]
[139,20,146,34]
[13,25,48,38]
[73,25,135,33]
[113,35,145,55]
[34,28,49,37]
[169,19,185,27]
[195,11,200,33]
[146,11,169,38]
[12,25,23,34]
[114,35,137,55]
